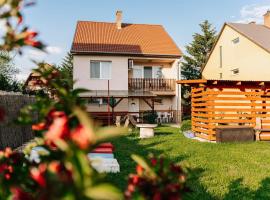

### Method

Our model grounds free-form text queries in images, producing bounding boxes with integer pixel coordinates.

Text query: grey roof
[227,23,270,53]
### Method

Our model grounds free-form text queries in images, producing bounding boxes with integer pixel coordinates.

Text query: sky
[11,0,270,80]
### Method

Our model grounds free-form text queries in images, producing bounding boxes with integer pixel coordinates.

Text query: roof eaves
[226,23,270,55]
[70,50,182,58]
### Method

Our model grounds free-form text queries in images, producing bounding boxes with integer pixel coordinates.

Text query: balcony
[128,78,175,91]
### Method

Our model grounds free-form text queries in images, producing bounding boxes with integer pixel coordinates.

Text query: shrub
[180,120,191,132]
[142,111,157,124]
[125,154,188,199]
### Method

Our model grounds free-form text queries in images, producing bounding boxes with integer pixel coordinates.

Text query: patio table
[136,124,157,138]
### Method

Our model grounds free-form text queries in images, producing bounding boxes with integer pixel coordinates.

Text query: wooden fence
[0,91,35,149]
[178,79,270,141]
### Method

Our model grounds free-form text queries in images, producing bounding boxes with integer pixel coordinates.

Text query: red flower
[70,125,91,149]
[48,161,61,173]
[136,165,144,175]
[131,175,140,185]
[30,164,47,187]
[11,187,33,200]
[25,39,42,48]
[45,111,69,146]
[151,158,158,166]
[32,122,46,131]
[17,15,23,25]
[4,148,12,158]
[5,173,11,180]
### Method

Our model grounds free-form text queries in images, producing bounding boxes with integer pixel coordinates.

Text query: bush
[180,120,191,132]
[142,111,157,124]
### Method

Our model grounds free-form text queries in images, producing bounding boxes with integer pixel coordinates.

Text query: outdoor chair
[115,116,121,127]
[128,114,137,127]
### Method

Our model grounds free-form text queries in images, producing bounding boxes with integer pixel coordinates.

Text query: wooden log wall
[191,86,270,141]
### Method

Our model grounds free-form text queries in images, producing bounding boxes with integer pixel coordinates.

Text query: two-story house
[71,11,182,123]
[202,11,270,81]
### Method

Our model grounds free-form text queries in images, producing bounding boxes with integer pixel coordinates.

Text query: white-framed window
[231,68,239,75]
[232,37,240,44]
[90,61,112,79]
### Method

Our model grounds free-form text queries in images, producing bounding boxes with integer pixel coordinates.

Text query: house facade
[71,11,182,123]
[202,11,270,81]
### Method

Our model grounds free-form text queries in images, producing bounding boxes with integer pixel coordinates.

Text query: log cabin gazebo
[177,79,270,141]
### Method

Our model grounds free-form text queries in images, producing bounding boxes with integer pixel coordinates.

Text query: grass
[107,126,270,200]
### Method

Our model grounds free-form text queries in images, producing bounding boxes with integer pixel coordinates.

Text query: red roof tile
[71,21,182,58]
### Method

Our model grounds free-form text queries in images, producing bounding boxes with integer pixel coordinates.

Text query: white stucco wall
[202,25,270,81]
[73,55,129,91]
[73,54,181,121]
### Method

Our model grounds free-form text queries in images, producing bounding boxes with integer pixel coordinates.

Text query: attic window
[232,37,240,44]
[231,68,239,75]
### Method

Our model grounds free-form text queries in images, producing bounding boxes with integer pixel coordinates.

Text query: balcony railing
[128,78,175,91]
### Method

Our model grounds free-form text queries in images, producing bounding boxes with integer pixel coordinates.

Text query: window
[90,61,111,79]
[88,98,100,104]
[88,98,108,105]
[232,37,240,44]
[144,66,152,78]
[219,46,222,68]
[231,68,239,75]
[153,67,162,78]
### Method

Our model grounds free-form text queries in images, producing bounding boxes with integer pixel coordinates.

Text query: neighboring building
[71,11,182,123]
[202,11,270,81]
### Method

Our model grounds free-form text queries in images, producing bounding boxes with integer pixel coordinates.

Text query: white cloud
[237,4,270,23]
[14,46,65,81]
[45,46,62,54]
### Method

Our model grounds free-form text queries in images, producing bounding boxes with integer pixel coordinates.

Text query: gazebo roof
[177,79,270,87]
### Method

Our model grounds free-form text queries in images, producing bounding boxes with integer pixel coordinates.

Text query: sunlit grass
[107,126,270,199]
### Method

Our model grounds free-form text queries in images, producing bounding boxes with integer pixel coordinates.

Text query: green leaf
[131,154,156,178]
[95,126,127,142]
[85,184,123,200]
[73,106,96,141]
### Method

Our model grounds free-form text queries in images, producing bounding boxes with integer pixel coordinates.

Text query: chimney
[116,10,122,30]
[264,10,270,28]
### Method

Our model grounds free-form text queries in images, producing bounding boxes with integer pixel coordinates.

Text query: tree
[58,52,73,88]
[0,51,21,92]
[181,20,217,105]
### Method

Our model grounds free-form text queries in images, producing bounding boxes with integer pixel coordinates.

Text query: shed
[177,79,270,141]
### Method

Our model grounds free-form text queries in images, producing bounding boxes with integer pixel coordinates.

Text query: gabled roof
[227,23,270,53]
[202,22,270,72]
[71,21,182,58]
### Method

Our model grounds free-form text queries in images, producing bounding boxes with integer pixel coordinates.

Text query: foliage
[142,111,157,124]
[57,52,73,89]
[0,51,22,92]
[125,154,188,200]
[0,63,126,199]
[0,0,44,53]
[180,120,191,132]
[0,1,189,199]
[181,20,217,104]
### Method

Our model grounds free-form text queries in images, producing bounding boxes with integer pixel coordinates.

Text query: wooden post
[107,80,110,126]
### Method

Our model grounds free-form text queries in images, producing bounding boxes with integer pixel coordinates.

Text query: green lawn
[107,126,270,200]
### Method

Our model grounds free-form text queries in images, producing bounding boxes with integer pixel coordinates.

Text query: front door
[128,98,140,115]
